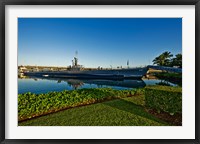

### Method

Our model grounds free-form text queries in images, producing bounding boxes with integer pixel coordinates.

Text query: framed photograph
[0,0,199,143]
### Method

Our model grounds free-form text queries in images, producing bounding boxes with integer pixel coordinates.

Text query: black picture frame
[0,0,199,144]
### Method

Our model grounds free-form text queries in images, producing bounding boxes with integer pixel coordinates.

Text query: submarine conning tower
[71,51,83,71]
[72,51,78,67]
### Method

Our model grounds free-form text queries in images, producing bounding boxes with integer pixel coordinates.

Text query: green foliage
[156,81,171,86]
[152,51,173,66]
[155,72,182,86]
[19,96,168,126]
[144,86,182,115]
[171,54,182,68]
[152,51,182,67]
[18,88,144,121]
[155,72,182,79]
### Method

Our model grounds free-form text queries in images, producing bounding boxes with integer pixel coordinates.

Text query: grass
[19,95,169,126]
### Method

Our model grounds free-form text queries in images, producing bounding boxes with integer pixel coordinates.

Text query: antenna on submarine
[75,51,78,58]
[74,51,78,66]
[127,60,129,68]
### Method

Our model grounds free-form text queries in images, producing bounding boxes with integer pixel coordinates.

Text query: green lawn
[19,95,169,126]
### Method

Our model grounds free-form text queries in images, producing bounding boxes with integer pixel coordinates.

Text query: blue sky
[18,18,182,68]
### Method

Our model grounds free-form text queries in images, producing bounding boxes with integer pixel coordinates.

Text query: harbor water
[18,77,177,94]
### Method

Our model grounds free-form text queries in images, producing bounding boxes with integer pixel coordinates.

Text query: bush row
[155,72,182,86]
[144,85,182,115]
[18,88,144,121]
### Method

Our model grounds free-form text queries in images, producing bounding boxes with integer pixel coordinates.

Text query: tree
[171,54,182,68]
[153,51,173,66]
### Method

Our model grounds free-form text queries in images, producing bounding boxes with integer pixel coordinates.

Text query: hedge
[144,86,182,115]
[155,72,182,86]
[18,88,144,121]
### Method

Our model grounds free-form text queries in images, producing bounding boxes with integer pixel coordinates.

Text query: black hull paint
[24,73,143,80]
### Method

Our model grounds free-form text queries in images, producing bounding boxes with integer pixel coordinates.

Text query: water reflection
[33,77,146,89]
[18,76,176,94]
[69,79,146,89]
[67,79,84,90]
[18,76,146,94]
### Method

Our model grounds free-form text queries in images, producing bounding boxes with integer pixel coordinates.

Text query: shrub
[155,72,182,86]
[18,88,143,121]
[144,86,182,115]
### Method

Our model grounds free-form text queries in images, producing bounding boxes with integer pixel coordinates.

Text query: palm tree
[152,55,164,66]
[162,51,173,66]
[153,51,173,66]
[171,54,182,68]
